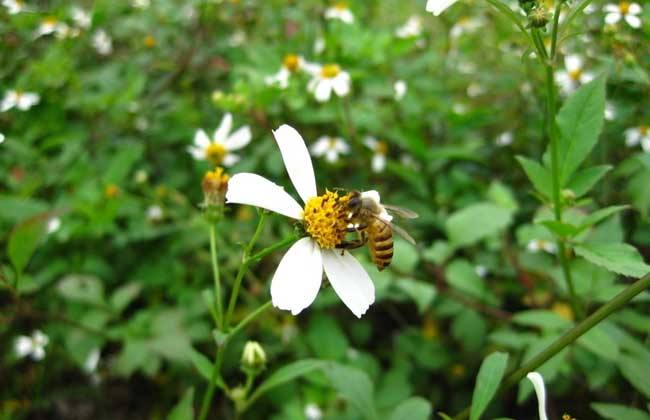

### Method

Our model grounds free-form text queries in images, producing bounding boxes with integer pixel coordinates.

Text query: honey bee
[339,190,418,271]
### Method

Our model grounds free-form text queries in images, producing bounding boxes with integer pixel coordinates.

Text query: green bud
[561,189,576,205]
[528,6,550,28]
[241,341,266,371]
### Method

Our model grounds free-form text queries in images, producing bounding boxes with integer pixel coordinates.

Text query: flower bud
[560,189,576,205]
[201,167,229,221]
[528,5,550,28]
[241,341,266,371]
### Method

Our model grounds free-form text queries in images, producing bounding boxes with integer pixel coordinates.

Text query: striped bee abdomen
[368,219,393,271]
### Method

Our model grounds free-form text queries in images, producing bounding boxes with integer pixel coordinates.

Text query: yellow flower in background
[604,2,642,28]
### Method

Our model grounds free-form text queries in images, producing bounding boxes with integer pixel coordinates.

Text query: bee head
[347,190,362,214]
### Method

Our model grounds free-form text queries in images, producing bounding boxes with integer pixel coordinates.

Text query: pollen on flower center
[639,126,649,135]
[321,64,341,79]
[283,54,300,72]
[205,142,227,164]
[619,1,630,14]
[302,190,350,249]
[376,140,388,155]
[334,2,348,11]
[569,69,582,81]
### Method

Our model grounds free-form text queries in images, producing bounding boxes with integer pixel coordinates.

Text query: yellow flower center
[568,68,582,81]
[105,184,120,198]
[283,54,300,72]
[551,302,574,321]
[619,1,630,14]
[327,137,339,149]
[43,17,58,26]
[376,140,388,155]
[639,126,649,135]
[320,64,341,79]
[334,2,348,11]
[144,35,156,48]
[202,167,229,193]
[302,190,350,249]
[205,142,227,165]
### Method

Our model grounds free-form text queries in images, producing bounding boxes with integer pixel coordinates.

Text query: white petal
[341,10,355,23]
[15,336,33,357]
[214,113,233,141]
[322,250,375,318]
[222,153,240,167]
[187,145,205,160]
[641,137,650,153]
[603,4,619,13]
[580,71,595,84]
[310,137,330,157]
[625,14,641,28]
[32,347,46,360]
[426,0,458,16]
[194,129,211,148]
[372,153,386,173]
[336,138,350,153]
[605,12,621,24]
[625,128,640,146]
[272,124,317,203]
[564,55,583,72]
[325,149,339,162]
[270,238,323,315]
[628,3,642,14]
[526,372,549,420]
[225,173,303,219]
[332,73,351,97]
[364,136,378,149]
[315,79,333,102]
[224,126,252,150]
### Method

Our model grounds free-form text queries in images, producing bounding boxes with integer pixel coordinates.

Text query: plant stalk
[210,224,223,329]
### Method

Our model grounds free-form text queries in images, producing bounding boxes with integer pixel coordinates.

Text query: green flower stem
[198,345,226,420]
[247,234,299,263]
[224,212,267,329]
[210,224,223,329]
[558,0,596,37]
[452,273,650,420]
[229,300,273,339]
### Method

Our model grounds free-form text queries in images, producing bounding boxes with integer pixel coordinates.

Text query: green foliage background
[1,0,650,419]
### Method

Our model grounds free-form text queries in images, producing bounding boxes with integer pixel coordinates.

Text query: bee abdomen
[369,221,393,270]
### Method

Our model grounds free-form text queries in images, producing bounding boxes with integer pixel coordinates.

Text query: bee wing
[389,222,417,246]
[383,204,419,219]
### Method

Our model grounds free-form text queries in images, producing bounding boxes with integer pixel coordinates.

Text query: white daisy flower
[47,217,61,234]
[394,80,407,101]
[307,64,351,102]
[92,29,113,55]
[527,239,557,254]
[188,113,252,166]
[132,0,150,9]
[395,15,423,38]
[15,330,49,361]
[625,126,650,152]
[324,3,354,24]
[604,2,642,28]
[71,6,91,29]
[225,125,375,317]
[265,54,307,89]
[305,403,324,420]
[426,0,459,16]
[450,16,482,38]
[1,90,40,112]
[310,136,350,163]
[34,17,69,38]
[527,372,549,420]
[146,205,164,222]
[555,55,595,95]
[364,137,389,173]
[3,0,25,14]
[495,131,513,147]
[604,101,616,121]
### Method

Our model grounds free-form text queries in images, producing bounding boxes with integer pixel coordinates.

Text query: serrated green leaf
[390,397,432,420]
[249,359,326,404]
[516,156,552,198]
[591,403,650,420]
[556,76,606,184]
[167,387,194,420]
[446,203,513,247]
[395,278,437,313]
[577,325,619,361]
[566,165,612,198]
[619,354,650,398]
[470,352,509,420]
[578,205,629,231]
[539,220,580,237]
[512,310,572,330]
[574,243,650,278]
[324,362,378,420]
[57,274,105,305]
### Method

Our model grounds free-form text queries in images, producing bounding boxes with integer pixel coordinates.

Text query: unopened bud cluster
[202,167,229,221]
[519,0,550,28]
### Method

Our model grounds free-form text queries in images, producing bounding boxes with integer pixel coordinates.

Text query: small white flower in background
[324,3,354,23]
[134,169,148,184]
[584,3,597,14]
[394,80,407,101]
[555,55,595,95]
[0,133,5,144]
[625,126,650,152]
[604,101,616,121]
[604,2,642,28]
[304,403,323,420]
[265,54,308,89]
[83,348,100,373]
[426,0,459,16]
[2,0,25,14]
[314,37,326,54]
[466,82,485,98]
[310,136,349,163]
[475,265,488,278]
[450,16,482,38]
[527,372,549,420]
[71,6,91,29]
[495,131,513,147]
[364,137,389,173]
[452,102,468,115]
[47,217,61,234]
[34,17,69,38]
[1,90,40,112]
[226,125,376,317]
[527,239,557,254]
[131,0,150,9]
[395,15,423,38]
[229,30,246,47]
[188,113,252,166]
[92,30,113,55]
[15,330,49,361]
[307,63,351,102]
[146,205,164,222]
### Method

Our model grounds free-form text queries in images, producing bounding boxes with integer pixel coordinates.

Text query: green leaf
[470,352,509,420]
[539,220,579,237]
[167,387,194,420]
[57,274,105,305]
[578,205,629,231]
[7,215,49,278]
[574,242,650,278]
[619,354,650,398]
[556,75,606,184]
[395,278,437,313]
[324,363,378,420]
[249,359,326,403]
[306,314,349,360]
[591,403,650,420]
[109,282,142,314]
[189,349,213,382]
[512,310,572,330]
[577,325,619,361]
[566,165,612,198]
[446,203,513,247]
[389,397,432,420]
[445,259,497,305]
[516,156,552,198]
